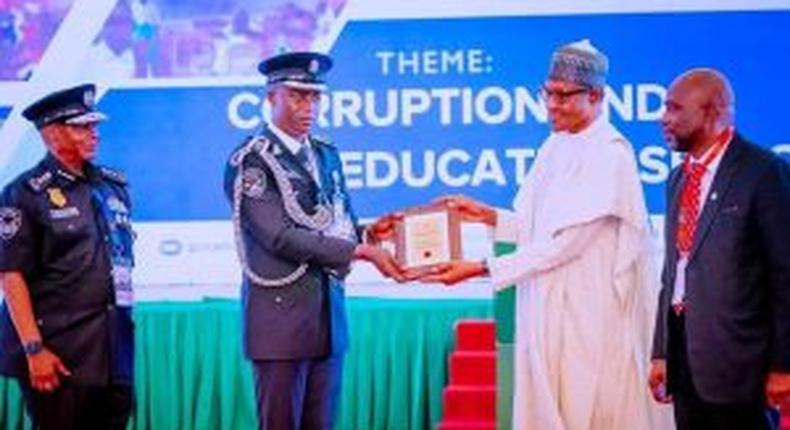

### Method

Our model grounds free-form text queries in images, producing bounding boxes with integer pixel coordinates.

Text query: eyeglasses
[539,86,589,104]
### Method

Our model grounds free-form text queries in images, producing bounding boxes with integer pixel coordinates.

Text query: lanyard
[91,182,134,306]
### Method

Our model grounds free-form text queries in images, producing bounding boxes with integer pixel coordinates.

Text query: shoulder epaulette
[99,166,128,185]
[26,170,54,192]
[251,136,271,153]
[55,169,78,183]
[230,136,270,167]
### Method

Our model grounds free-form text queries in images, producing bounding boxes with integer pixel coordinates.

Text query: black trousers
[19,381,132,430]
[252,355,343,430]
[668,312,776,430]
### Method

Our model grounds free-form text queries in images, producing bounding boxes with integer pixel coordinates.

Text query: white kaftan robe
[488,115,672,430]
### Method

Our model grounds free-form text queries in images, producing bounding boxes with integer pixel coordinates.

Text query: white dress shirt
[671,138,731,305]
[269,123,320,183]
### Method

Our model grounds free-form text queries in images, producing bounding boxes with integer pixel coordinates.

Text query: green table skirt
[0,297,492,430]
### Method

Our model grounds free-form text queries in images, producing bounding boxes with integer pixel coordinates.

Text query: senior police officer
[224,52,404,430]
[0,84,135,429]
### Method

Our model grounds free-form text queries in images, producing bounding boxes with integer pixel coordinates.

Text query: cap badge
[84,90,95,108]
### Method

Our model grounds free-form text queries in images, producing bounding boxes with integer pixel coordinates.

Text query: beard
[670,135,692,152]
[668,126,705,153]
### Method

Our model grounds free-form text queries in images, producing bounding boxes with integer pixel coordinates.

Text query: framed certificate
[395,204,462,270]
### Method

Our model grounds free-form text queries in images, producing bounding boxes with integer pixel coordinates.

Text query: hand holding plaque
[394,204,462,277]
[365,193,494,282]
[418,260,488,285]
[433,194,497,226]
[364,212,403,245]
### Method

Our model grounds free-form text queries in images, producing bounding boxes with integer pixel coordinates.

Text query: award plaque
[395,204,462,271]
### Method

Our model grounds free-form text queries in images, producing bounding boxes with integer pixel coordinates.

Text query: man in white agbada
[422,40,669,430]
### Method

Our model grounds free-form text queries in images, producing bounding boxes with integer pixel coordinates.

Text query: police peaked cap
[258,52,333,92]
[22,84,108,129]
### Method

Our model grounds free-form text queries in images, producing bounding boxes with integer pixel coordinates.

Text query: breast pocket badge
[47,188,67,208]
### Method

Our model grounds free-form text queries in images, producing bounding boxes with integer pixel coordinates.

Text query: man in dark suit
[0,84,135,429]
[223,52,403,430]
[648,68,790,429]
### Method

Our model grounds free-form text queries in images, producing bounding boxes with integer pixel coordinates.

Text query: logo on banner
[159,239,184,256]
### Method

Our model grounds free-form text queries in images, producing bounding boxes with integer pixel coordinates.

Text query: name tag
[49,207,80,220]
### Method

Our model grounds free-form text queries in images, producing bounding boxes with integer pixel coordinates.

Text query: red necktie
[675,128,733,257]
[676,162,706,255]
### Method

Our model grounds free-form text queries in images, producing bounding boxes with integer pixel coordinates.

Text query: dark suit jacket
[224,126,358,360]
[652,133,790,403]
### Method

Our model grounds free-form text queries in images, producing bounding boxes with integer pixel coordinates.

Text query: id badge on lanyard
[92,185,135,307]
[112,262,134,307]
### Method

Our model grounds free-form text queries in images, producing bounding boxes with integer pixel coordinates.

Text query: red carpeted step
[449,350,496,386]
[437,420,496,430]
[438,320,497,430]
[442,385,496,421]
[455,320,495,352]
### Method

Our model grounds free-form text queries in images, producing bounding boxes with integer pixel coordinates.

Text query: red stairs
[434,319,790,430]
[437,319,496,430]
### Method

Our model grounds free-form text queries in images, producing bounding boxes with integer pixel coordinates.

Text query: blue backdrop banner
[1,8,788,289]
[90,10,790,221]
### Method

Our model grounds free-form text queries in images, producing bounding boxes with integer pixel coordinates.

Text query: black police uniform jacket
[0,154,135,385]
[224,126,361,360]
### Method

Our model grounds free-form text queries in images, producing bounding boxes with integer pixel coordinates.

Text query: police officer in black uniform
[0,84,135,430]
[225,52,406,430]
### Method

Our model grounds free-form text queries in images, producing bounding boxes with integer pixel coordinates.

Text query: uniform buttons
[274,296,283,304]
